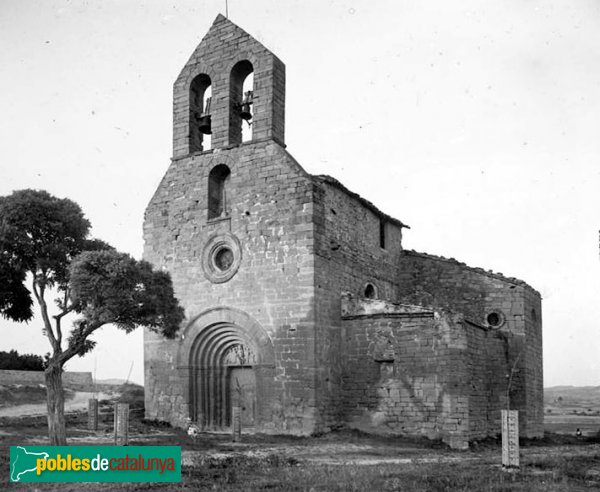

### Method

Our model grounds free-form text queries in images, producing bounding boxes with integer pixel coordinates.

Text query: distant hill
[94,378,128,386]
[545,386,600,412]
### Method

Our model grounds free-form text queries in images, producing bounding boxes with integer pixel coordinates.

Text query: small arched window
[531,308,537,322]
[364,283,377,299]
[190,73,212,153]
[208,165,231,220]
[230,60,254,145]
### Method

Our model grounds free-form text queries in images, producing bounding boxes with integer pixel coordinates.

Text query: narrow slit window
[379,218,386,249]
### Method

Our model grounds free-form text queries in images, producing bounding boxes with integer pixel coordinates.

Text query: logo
[10,446,181,483]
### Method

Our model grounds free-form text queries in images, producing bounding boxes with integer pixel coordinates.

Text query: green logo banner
[10,446,181,482]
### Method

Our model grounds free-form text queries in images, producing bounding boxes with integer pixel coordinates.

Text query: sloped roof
[312,174,409,229]
[402,249,539,294]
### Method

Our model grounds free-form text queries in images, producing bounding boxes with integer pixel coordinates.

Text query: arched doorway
[188,323,257,429]
[178,308,275,430]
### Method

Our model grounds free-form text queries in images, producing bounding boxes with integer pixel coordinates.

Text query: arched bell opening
[190,73,212,152]
[240,72,254,143]
[229,60,254,145]
[188,322,259,430]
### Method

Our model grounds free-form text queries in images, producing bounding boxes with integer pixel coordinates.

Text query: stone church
[143,14,543,448]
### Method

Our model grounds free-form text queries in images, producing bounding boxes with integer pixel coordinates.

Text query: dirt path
[0,391,111,417]
[182,442,600,467]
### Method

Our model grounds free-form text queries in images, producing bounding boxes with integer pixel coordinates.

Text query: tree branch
[54,287,70,313]
[32,275,59,354]
[53,305,75,321]
[55,317,63,347]
[53,302,76,347]
[58,319,104,365]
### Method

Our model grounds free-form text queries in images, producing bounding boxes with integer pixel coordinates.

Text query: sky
[1,0,599,387]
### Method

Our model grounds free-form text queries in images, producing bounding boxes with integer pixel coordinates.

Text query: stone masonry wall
[397,250,543,438]
[143,140,318,433]
[522,287,544,437]
[311,178,405,431]
[464,323,508,439]
[339,301,471,449]
[144,15,318,434]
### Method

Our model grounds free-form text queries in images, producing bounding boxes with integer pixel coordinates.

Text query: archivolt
[177,307,274,428]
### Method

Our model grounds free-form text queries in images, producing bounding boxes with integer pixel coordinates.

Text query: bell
[238,90,253,121]
[198,96,212,134]
[239,102,252,121]
[198,114,212,135]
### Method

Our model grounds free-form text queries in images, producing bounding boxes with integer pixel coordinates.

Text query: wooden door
[229,367,256,427]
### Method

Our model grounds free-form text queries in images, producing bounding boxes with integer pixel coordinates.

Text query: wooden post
[232,406,241,442]
[88,398,98,431]
[502,410,519,469]
[114,403,129,446]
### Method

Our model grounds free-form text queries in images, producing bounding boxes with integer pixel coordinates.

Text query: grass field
[0,385,599,490]
[544,385,600,438]
[1,411,599,491]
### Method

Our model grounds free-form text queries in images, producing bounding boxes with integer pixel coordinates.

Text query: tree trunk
[45,363,67,445]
